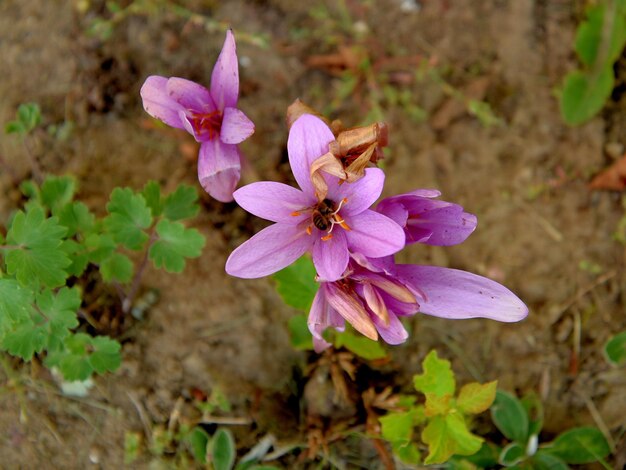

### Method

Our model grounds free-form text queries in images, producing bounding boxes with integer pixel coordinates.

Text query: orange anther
[321,233,333,241]
[290,211,301,217]
[306,226,313,235]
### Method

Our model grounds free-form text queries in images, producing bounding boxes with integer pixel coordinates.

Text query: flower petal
[330,168,385,216]
[371,311,408,345]
[198,140,241,202]
[225,223,312,278]
[166,77,214,112]
[288,114,335,197]
[324,283,378,341]
[375,199,408,228]
[345,210,405,258]
[210,29,239,110]
[220,107,255,144]
[403,200,477,246]
[233,182,312,223]
[308,288,345,353]
[312,229,349,282]
[396,265,528,322]
[140,76,185,129]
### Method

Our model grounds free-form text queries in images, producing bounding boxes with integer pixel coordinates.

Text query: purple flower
[376,190,477,245]
[225,114,405,281]
[308,256,529,352]
[140,30,254,202]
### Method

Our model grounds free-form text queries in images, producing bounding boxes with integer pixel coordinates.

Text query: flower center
[310,198,351,241]
[189,110,223,140]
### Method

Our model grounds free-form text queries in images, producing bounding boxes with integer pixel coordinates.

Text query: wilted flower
[376,189,477,246]
[140,30,254,202]
[309,256,529,352]
[225,114,405,281]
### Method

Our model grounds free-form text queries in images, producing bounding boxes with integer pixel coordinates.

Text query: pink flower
[225,114,405,281]
[309,256,529,352]
[140,30,254,202]
[376,190,477,245]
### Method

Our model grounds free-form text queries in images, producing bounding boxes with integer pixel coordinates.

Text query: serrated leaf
[142,180,163,217]
[560,67,614,125]
[424,393,452,417]
[1,322,47,360]
[531,450,570,470]
[149,219,205,273]
[163,184,200,221]
[422,413,483,465]
[40,175,76,215]
[5,207,70,288]
[288,313,313,350]
[491,390,529,444]
[189,426,210,464]
[17,103,41,132]
[380,410,415,444]
[85,233,116,263]
[545,427,610,464]
[88,336,121,374]
[61,240,89,277]
[211,428,236,470]
[273,256,318,311]
[499,442,526,466]
[36,287,80,351]
[104,187,152,250]
[58,201,95,237]
[334,330,387,360]
[604,330,626,366]
[413,350,455,397]
[457,381,497,415]
[0,279,34,336]
[100,252,134,283]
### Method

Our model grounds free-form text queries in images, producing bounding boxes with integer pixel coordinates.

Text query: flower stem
[22,136,43,184]
[122,232,157,314]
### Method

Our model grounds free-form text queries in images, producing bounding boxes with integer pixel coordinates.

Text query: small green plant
[604,330,626,366]
[274,256,387,361]
[560,0,626,125]
[379,350,497,465]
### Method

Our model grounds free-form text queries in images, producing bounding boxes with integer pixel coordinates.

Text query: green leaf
[457,381,497,415]
[40,175,76,215]
[287,313,313,350]
[391,441,421,465]
[424,394,452,417]
[5,121,25,134]
[499,442,526,466]
[211,428,236,470]
[124,431,142,465]
[17,103,41,132]
[413,350,455,397]
[1,322,47,360]
[544,427,611,464]
[521,392,544,437]
[58,201,95,237]
[560,67,614,125]
[188,426,209,464]
[100,252,133,283]
[85,233,116,263]
[272,256,318,311]
[531,450,570,470]
[142,180,163,217]
[0,279,34,336]
[61,240,89,277]
[604,330,626,366]
[380,410,415,444]
[36,287,80,350]
[5,206,70,288]
[104,187,152,250]
[88,336,122,374]
[490,390,529,444]
[163,184,200,221]
[575,5,626,66]
[334,330,387,360]
[422,413,483,465]
[149,219,205,273]
[462,441,501,468]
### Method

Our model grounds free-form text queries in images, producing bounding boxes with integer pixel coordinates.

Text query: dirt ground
[1,0,625,468]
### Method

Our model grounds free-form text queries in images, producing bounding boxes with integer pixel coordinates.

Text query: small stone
[604,141,624,159]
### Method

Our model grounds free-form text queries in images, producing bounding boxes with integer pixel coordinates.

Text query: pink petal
[288,114,335,197]
[210,29,239,110]
[140,76,185,129]
[233,182,312,224]
[198,140,241,202]
[220,107,255,144]
[225,223,312,278]
[371,311,408,345]
[312,229,349,282]
[308,289,345,353]
[396,265,529,322]
[345,210,405,258]
[403,200,477,246]
[375,199,408,228]
[330,168,385,216]
[166,77,214,112]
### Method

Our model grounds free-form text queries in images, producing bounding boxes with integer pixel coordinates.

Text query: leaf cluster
[275,256,386,360]
[560,0,626,125]
[380,350,497,465]
[0,175,205,382]
[5,103,41,135]
[449,389,612,469]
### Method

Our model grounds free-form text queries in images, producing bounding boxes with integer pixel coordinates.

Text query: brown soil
[1,0,625,468]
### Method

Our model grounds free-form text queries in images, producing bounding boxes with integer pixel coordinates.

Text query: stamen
[321,233,333,241]
[339,220,351,231]
[306,225,313,235]
[290,210,302,217]
[331,197,348,215]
